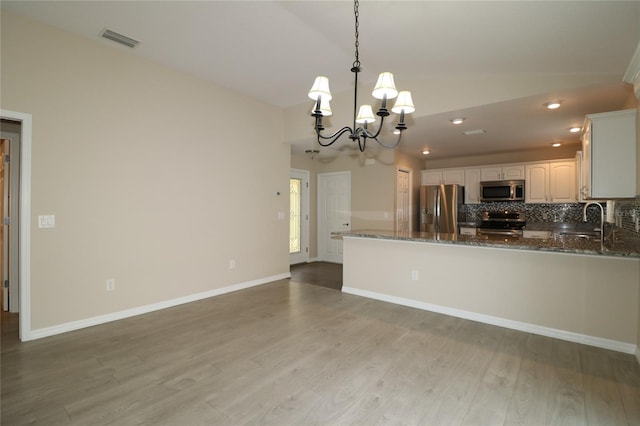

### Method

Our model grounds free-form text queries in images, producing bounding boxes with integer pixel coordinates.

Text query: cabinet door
[590,109,636,198]
[525,163,549,203]
[421,170,442,186]
[464,168,481,204]
[503,165,525,180]
[480,167,502,181]
[442,169,465,185]
[581,122,592,199]
[549,161,576,202]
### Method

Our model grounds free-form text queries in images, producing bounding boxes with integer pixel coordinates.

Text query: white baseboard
[27,273,291,341]
[342,286,637,355]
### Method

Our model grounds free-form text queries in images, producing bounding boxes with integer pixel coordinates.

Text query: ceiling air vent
[464,129,487,136]
[100,29,140,49]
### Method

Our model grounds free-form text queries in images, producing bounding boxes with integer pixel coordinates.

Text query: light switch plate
[38,215,55,228]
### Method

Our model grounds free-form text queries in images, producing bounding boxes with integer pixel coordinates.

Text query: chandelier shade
[308,76,332,101]
[371,72,398,100]
[308,0,414,152]
[311,97,333,117]
[392,91,415,114]
[356,105,376,124]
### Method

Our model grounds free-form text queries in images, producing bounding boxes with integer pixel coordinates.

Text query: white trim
[396,167,413,232]
[623,40,640,99]
[0,109,31,342]
[342,286,637,355]
[290,168,310,265]
[27,273,290,341]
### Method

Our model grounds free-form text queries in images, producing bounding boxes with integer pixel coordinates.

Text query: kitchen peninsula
[341,230,640,355]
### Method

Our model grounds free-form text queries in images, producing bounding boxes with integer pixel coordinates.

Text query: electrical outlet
[106,279,115,291]
[411,270,419,281]
[229,259,236,269]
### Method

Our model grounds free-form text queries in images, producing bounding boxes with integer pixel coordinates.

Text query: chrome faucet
[582,201,604,244]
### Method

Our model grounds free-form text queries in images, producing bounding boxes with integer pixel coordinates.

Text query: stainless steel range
[476,211,526,237]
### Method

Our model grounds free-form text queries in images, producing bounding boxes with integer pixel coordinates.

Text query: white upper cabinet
[526,160,577,203]
[464,168,482,204]
[480,165,525,181]
[549,161,577,203]
[581,109,637,199]
[421,169,464,186]
[525,163,549,203]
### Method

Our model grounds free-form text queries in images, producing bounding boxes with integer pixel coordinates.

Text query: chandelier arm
[372,132,403,149]
[358,137,367,152]
[316,126,354,147]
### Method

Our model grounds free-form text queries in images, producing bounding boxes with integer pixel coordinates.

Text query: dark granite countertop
[338,229,640,258]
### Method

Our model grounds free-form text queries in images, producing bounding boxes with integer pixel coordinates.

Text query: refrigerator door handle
[434,187,441,233]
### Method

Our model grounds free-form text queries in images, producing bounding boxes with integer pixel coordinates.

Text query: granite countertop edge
[336,230,640,258]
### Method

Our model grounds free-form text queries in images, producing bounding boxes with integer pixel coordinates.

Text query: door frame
[289,168,310,265]
[1,109,32,342]
[317,171,351,263]
[396,167,413,232]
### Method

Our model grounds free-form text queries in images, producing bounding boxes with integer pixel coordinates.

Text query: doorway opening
[0,121,22,315]
[290,169,310,265]
[396,168,412,232]
[0,109,32,342]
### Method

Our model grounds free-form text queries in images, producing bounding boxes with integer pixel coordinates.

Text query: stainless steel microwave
[480,180,525,202]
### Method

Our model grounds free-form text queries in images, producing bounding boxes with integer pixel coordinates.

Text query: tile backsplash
[461,197,640,241]
[616,197,640,241]
[462,202,603,224]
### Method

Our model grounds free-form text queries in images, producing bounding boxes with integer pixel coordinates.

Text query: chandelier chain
[353,0,360,69]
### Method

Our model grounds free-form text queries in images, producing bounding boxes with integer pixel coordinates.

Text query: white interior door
[318,171,351,264]
[396,168,411,232]
[289,169,309,265]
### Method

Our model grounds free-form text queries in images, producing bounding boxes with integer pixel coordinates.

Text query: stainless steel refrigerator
[419,184,464,233]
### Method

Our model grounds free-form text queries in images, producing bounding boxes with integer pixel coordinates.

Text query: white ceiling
[3,1,640,159]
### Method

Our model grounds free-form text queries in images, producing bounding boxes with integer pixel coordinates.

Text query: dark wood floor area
[290,261,343,291]
[2,279,640,425]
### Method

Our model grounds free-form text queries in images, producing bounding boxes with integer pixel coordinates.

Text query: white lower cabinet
[459,227,477,236]
[523,230,552,239]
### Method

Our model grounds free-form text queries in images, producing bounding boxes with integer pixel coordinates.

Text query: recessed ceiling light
[544,101,562,110]
[422,149,430,155]
[569,126,581,133]
[450,117,465,125]
[551,143,562,147]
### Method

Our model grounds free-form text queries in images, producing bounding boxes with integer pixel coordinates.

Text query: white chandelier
[308,0,415,152]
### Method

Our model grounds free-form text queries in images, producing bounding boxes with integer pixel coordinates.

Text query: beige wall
[343,237,640,349]
[1,12,290,330]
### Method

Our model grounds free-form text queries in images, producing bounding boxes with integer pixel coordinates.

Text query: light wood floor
[290,261,343,291]
[2,274,640,425]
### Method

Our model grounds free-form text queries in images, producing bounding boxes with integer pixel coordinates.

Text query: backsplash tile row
[460,198,640,241]
[462,202,603,224]
[616,197,640,241]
